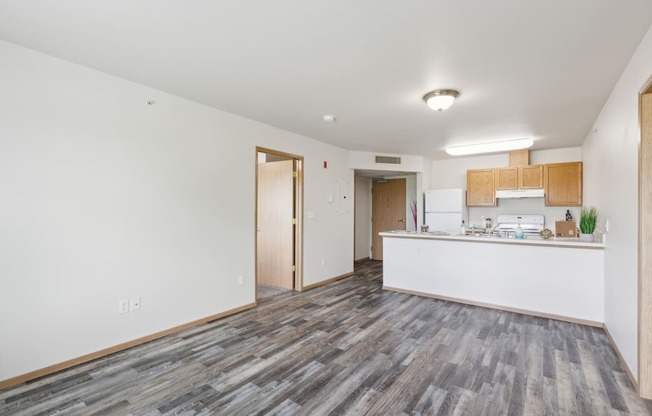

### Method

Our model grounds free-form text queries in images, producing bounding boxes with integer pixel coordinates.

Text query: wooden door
[544,162,582,206]
[257,159,294,289]
[467,169,496,206]
[372,179,406,260]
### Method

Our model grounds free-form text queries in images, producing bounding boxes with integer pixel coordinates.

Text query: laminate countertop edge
[380,231,605,249]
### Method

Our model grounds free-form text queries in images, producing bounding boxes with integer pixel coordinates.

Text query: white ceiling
[1,1,651,160]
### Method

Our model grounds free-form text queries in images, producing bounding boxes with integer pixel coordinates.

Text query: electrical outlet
[130,296,141,311]
[321,258,326,266]
[238,275,245,286]
[118,299,129,314]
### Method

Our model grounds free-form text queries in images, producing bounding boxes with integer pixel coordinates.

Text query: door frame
[638,75,652,399]
[255,147,304,300]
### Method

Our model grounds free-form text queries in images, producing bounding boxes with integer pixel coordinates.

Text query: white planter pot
[579,233,595,242]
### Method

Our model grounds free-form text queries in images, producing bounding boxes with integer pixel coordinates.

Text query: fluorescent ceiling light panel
[445,138,533,156]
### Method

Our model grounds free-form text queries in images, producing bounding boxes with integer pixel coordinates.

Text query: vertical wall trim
[638,79,652,399]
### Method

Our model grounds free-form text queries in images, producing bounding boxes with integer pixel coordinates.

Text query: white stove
[491,214,545,237]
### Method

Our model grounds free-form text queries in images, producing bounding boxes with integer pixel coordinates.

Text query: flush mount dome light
[445,138,534,156]
[423,89,460,111]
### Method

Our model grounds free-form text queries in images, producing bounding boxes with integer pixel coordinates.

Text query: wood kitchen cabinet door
[495,167,518,190]
[544,162,582,206]
[519,164,543,189]
[467,169,496,206]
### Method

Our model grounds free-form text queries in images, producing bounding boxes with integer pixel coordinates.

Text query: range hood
[496,189,545,199]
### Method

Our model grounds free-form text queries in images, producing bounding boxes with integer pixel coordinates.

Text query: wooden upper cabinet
[467,169,496,206]
[544,162,582,206]
[496,165,543,190]
[519,165,543,189]
[495,167,518,190]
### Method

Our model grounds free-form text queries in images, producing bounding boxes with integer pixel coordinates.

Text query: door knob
[398,219,405,223]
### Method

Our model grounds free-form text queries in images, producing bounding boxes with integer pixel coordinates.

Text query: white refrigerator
[424,189,468,235]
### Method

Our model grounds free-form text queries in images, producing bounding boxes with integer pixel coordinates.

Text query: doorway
[256,147,303,301]
[354,171,418,262]
[371,178,407,260]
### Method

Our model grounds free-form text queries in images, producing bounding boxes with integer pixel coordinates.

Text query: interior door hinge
[292,171,297,178]
[292,218,296,225]
[292,265,296,272]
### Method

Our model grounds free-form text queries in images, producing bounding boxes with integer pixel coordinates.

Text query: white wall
[405,175,417,231]
[530,148,582,165]
[432,153,508,189]
[582,26,652,380]
[430,147,583,228]
[418,158,432,227]
[0,41,354,381]
[354,176,371,260]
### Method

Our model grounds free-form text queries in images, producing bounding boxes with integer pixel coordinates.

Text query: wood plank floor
[258,285,292,301]
[1,260,650,415]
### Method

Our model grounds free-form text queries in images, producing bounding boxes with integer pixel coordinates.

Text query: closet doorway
[255,147,303,301]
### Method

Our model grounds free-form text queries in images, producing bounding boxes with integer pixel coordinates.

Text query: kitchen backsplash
[467,198,583,231]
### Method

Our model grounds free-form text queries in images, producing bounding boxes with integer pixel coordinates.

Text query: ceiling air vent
[375,156,401,165]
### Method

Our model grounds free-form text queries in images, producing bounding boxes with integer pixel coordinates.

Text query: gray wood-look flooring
[258,285,292,301]
[1,260,651,415]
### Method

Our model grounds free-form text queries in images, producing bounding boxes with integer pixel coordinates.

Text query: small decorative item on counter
[540,228,553,239]
[565,209,573,221]
[420,224,429,232]
[555,221,577,238]
[460,220,466,235]
[484,217,492,229]
[410,198,418,230]
[515,217,525,239]
[579,206,598,242]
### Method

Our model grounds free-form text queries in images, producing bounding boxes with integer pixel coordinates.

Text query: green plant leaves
[579,207,598,234]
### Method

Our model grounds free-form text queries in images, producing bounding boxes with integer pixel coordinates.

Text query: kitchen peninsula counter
[380,231,605,325]
[381,230,605,249]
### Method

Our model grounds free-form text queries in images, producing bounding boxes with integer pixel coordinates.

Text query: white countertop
[380,230,605,249]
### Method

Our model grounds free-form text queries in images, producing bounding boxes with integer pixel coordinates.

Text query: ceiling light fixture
[322,114,336,123]
[445,138,534,156]
[423,89,460,111]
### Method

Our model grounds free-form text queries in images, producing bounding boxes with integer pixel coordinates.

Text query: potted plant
[579,207,598,242]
